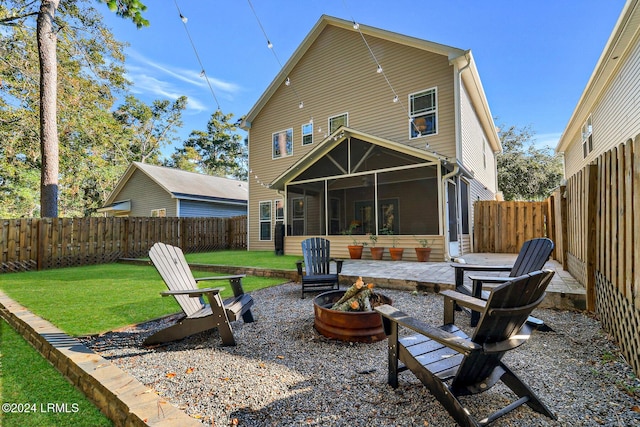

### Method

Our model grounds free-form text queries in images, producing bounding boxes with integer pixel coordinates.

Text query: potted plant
[344,223,365,259]
[368,234,384,260]
[414,237,432,262]
[389,234,404,261]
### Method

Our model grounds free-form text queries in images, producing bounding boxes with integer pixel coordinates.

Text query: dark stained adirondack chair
[450,237,554,326]
[375,270,556,427]
[144,242,254,346]
[296,237,343,298]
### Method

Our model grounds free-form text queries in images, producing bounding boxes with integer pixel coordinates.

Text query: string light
[285,77,290,86]
[173,0,220,110]
[393,95,399,103]
[352,21,359,30]
[376,64,383,73]
[267,40,273,49]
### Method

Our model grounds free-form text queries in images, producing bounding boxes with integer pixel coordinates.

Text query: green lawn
[185,249,300,270]
[0,259,287,336]
[0,319,112,427]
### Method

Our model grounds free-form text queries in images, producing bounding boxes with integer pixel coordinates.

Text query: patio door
[447,180,460,257]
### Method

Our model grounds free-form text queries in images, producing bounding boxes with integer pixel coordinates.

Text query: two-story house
[241,15,501,261]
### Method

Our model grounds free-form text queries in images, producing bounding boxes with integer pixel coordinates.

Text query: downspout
[441,162,459,261]
[453,51,472,161]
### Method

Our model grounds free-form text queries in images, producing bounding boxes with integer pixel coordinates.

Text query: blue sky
[100,0,627,156]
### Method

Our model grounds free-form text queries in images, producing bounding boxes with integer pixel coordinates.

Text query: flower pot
[370,247,385,260]
[347,245,364,259]
[389,247,404,261]
[415,247,432,262]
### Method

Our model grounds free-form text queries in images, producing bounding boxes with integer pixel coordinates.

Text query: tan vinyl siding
[247,25,457,249]
[564,35,640,178]
[460,83,497,193]
[115,170,176,217]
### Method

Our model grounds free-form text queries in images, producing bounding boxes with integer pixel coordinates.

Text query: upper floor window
[582,115,593,158]
[259,201,272,241]
[329,113,348,134]
[273,128,293,159]
[302,122,313,145]
[409,88,437,138]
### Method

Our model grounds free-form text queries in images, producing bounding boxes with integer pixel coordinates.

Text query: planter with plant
[389,235,404,261]
[368,234,384,260]
[344,223,365,259]
[414,237,432,262]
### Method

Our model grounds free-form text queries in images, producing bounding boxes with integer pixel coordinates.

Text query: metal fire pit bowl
[312,290,392,343]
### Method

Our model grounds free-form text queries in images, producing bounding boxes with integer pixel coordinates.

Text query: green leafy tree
[168,110,248,179]
[113,95,188,165]
[0,0,148,218]
[497,124,564,201]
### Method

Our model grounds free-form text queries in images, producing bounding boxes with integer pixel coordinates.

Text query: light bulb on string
[393,95,399,103]
[285,77,290,86]
[376,64,383,73]
[267,40,273,49]
[180,14,188,23]
[352,21,359,30]
[299,101,304,109]
[199,70,205,78]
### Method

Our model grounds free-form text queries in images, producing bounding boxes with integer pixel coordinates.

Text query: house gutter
[441,161,460,261]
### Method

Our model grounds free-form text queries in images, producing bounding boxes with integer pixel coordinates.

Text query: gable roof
[556,0,640,153]
[240,14,500,152]
[104,162,248,205]
[269,126,442,190]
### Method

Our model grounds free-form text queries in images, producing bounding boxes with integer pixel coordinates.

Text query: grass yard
[0,319,113,427]
[185,249,300,270]
[0,260,287,336]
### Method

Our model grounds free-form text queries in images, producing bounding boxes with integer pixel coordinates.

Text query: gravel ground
[82,282,640,427]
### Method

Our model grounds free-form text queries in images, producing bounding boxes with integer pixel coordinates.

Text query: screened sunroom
[270,128,444,241]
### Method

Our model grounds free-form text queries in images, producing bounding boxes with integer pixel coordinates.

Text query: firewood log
[331,277,364,307]
[332,288,374,312]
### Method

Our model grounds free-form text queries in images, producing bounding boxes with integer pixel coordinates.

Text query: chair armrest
[375,304,480,355]
[160,287,224,298]
[295,260,303,275]
[439,289,487,313]
[331,258,344,274]
[450,262,513,272]
[195,274,246,282]
[467,275,512,284]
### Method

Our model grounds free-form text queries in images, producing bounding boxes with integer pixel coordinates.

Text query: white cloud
[535,132,562,150]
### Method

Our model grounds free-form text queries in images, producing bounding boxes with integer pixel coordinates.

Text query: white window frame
[272,128,293,159]
[409,87,438,139]
[151,208,166,217]
[302,122,313,145]
[582,115,593,158]
[328,113,348,134]
[259,200,272,241]
[275,199,284,224]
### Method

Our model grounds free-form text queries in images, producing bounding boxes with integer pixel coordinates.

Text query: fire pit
[313,289,392,343]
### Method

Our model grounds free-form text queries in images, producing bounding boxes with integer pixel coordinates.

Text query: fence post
[585,164,598,311]
[559,185,568,270]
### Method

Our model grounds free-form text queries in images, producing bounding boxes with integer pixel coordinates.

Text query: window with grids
[329,113,348,134]
[302,122,313,145]
[259,201,272,241]
[582,116,593,158]
[410,88,437,138]
[272,128,293,159]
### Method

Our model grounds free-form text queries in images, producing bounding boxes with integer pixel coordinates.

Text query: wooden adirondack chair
[376,270,556,427]
[144,242,254,346]
[450,237,554,326]
[296,237,343,298]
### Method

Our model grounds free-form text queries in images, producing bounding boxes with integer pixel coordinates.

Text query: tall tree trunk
[37,0,60,217]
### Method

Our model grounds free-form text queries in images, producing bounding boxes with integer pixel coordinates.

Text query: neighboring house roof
[102,162,248,207]
[240,14,500,153]
[556,0,640,153]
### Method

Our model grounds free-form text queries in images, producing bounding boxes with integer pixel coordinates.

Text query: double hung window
[410,88,437,138]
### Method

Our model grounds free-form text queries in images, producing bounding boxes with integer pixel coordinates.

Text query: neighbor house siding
[115,170,176,217]
[460,82,498,194]
[179,200,246,218]
[563,34,640,178]
[247,25,457,249]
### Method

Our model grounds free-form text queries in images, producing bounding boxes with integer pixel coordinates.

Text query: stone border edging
[0,291,201,427]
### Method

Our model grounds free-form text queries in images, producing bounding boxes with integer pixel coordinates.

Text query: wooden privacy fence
[0,216,247,273]
[473,200,551,254]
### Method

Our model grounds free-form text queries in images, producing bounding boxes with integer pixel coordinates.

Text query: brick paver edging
[0,291,201,427]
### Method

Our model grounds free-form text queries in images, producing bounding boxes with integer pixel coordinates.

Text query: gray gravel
[83,282,640,426]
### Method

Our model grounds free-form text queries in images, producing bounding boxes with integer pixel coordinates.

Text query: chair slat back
[301,237,331,276]
[452,270,554,387]
[510,238,554,277]
[149,242,203,317]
